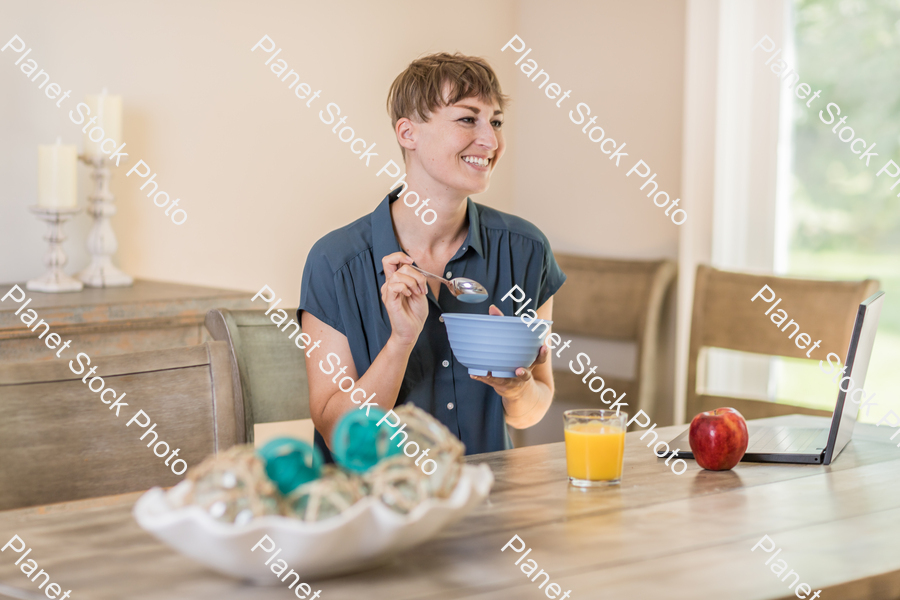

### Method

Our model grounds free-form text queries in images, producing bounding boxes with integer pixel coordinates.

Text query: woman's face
[407,92,505,196]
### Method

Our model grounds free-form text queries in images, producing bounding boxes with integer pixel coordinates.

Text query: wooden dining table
[3,414,900,600]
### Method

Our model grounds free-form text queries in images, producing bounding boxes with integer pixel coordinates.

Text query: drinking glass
[564,409,628,487]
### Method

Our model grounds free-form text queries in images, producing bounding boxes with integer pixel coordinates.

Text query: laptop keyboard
[748,427,830,454]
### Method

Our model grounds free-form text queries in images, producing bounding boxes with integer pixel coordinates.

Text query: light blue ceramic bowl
[442,313,551,378]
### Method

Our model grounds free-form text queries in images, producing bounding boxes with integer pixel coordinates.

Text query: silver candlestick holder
[27,206,84,293]
[77,154,133,287]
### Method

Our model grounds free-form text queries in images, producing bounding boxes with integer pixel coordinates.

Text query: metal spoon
[408,265,489,303]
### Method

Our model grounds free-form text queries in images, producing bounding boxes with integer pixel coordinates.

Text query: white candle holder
[27,206,84,293]
[77,154,133,287]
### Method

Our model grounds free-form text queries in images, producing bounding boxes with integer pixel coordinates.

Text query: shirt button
[442,360,450,367]
[447,402,455,410]
[439,315,444,323]
[445,271,452,278]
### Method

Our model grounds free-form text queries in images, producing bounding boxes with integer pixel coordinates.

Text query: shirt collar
[460,197,485,259]
[373,189,485,275]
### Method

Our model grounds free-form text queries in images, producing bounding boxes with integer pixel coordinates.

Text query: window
[772,0,900,421]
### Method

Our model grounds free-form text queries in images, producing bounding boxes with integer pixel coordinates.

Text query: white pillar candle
[37,139,78,209]
[83,90,122,160]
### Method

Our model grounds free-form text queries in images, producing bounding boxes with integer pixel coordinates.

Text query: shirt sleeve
[537,234,566,308]
[298,240,346,336]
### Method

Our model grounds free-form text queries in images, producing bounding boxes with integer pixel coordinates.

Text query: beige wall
[513,0,686,260]
[510,0,686,428]
[1,0,686,423]
[0,0,517,302]
[2,0,685,293]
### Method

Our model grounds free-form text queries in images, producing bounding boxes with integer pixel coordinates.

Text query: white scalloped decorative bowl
[133,463,493,583]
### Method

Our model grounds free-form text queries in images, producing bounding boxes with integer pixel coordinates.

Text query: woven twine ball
[361,405,466,513]
[390,404,465,498]
[363,454,431,514]
[172,404,470,524]
[285,465,364,521]
[178,444,285,525]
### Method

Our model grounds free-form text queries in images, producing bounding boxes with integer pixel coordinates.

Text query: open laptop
[666,291,884,465]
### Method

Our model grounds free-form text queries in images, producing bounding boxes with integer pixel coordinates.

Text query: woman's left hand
[469,304,550,402]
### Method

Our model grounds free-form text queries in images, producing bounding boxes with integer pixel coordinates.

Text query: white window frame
[675,0,791,422]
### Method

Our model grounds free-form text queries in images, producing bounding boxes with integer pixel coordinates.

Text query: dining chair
[511,254,676,446]
[0,341,238,511]
[205,308,310,444]
[686,265,880,420]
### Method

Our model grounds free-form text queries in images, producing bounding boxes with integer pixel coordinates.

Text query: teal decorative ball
[257,437,323,496]
[331,408,401,473]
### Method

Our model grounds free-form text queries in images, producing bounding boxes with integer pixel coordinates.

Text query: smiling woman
[298,50,566,466]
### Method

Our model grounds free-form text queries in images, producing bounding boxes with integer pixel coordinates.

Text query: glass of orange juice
[564,409,627,487]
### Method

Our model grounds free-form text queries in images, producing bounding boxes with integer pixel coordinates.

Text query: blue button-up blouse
[299,188,566,458]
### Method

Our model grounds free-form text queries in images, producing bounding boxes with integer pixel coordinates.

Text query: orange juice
[564,422,625,482]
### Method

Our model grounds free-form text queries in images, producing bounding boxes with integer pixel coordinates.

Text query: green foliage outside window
[777,0,900,418]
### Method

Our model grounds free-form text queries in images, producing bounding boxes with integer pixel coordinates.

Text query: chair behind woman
[512,254,676,446]
[205,308,311,443]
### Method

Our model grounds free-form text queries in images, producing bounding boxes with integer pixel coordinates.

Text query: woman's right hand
[381,252,429,349]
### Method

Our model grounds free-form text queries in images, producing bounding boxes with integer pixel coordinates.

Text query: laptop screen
[824,291,885,464]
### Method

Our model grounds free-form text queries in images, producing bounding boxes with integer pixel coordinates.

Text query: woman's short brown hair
[387,52,509,157]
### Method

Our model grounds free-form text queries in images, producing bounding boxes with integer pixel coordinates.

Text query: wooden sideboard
[0,279,258,364]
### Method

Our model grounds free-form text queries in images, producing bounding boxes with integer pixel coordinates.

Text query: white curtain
[676,0,791,421]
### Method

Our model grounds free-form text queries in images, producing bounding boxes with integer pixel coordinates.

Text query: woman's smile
[462,155,492,171]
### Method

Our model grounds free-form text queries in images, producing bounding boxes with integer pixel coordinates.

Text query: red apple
[689,407,749,471]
